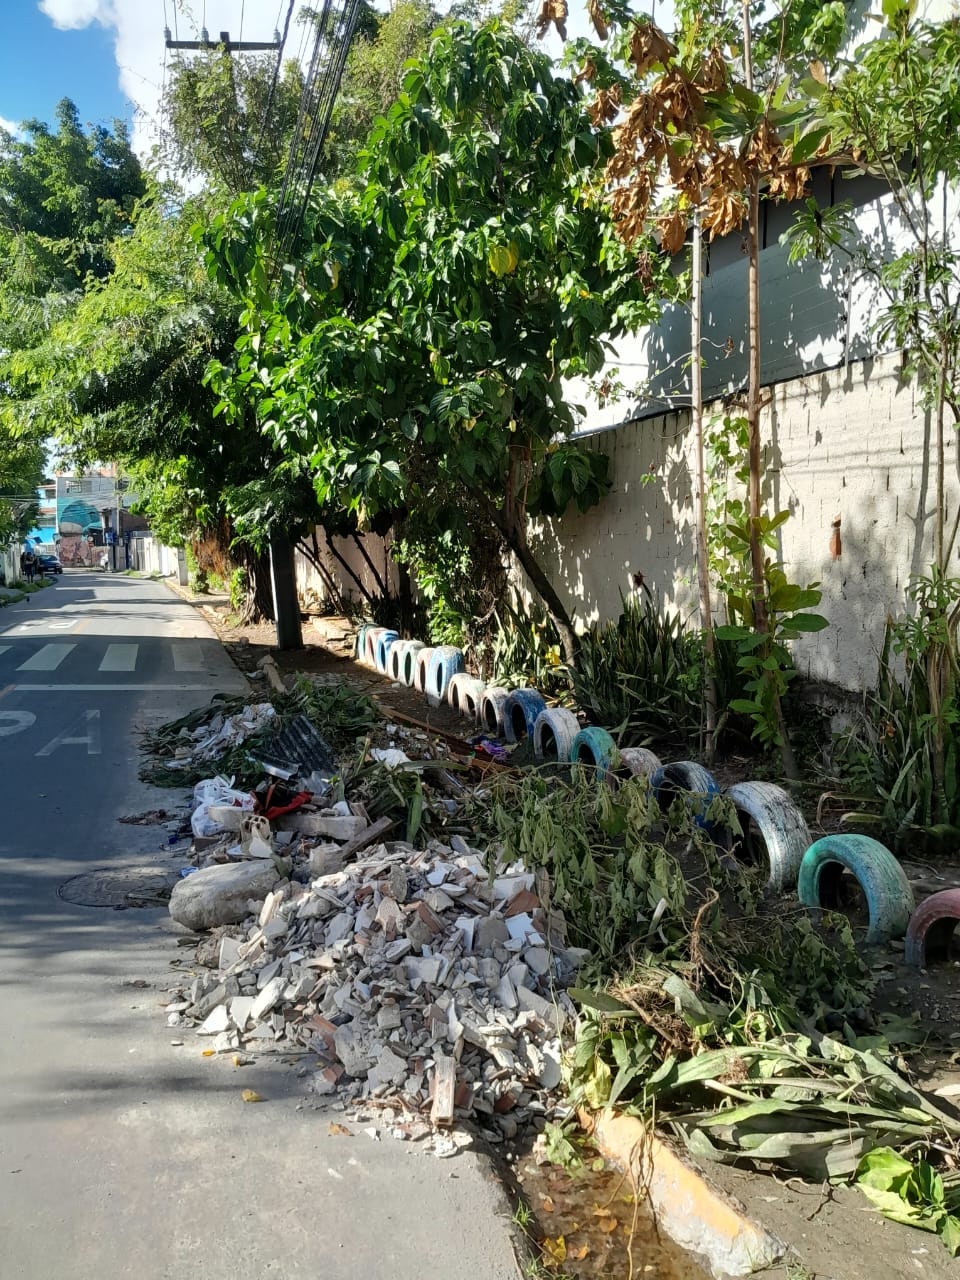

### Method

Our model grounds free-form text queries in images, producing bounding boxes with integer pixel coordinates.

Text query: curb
[581,1108,785,1277]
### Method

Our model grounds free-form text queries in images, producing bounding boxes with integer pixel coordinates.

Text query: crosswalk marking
[172,643,204,672]
[16,643,76,672]
[99,643,138,672]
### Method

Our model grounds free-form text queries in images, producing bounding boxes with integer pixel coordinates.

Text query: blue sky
[0,5,129,134]
[0,0,607,153]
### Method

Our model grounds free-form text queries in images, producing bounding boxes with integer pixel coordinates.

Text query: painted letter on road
[35,709,102,757]
[0,711,36,737]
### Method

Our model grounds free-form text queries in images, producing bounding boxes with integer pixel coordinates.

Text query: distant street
[0,573,517,1280]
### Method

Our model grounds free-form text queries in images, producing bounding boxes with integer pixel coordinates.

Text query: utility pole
[164,29,282,53]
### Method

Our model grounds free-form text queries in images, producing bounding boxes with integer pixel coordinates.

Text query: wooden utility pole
[164,30,281,54]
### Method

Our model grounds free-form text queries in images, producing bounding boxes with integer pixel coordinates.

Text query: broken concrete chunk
[474,916,509,951]
[168,861,279,932]
[516,984,565,1033]
[197,1004,231,1035]
[334,1024,373,1078]
[249,975,285,1022]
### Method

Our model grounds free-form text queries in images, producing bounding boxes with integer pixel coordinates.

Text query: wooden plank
[430,1053,458,1128]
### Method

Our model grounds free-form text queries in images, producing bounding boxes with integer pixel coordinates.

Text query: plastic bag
[191,775,255,838]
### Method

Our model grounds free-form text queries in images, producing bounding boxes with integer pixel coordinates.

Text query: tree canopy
[205,20,670,656]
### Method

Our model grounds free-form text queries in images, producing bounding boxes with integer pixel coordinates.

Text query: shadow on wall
[529,352,956,694]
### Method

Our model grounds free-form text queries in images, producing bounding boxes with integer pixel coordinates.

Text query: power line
[253,0,297,174]
[272,0,365,273]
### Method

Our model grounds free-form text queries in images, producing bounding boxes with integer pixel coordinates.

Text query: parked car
[37,553,63,576]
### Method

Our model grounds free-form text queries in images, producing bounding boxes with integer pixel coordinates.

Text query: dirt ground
[171,587,960,1279]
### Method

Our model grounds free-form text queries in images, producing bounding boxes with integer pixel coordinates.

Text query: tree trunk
[483,495,579,668]
[234,544,275,623]
[692,214,718,763]
[743,4,797,781]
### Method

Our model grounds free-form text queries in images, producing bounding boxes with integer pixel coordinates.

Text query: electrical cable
[252,0,297,179]
[271,0,364,274]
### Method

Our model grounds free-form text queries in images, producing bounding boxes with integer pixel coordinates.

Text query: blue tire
[797,834,914,945]
[375,630,400,674]
[652,761,721,833]
[427,646,465,706]
[503,689,547,743]
[570,726,621,776]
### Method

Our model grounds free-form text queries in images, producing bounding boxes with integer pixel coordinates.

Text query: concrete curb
[580,1108,785,1278]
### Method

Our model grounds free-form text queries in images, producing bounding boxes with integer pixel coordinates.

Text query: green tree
[206,21,670,661]
[326,0,440,175]
[162,48,305,192]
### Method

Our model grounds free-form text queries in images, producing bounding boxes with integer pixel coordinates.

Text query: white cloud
[0,115,23,137]
[36,1,317,156]
[39,0,113,29]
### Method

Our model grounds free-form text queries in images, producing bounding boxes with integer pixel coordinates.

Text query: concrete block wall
[531,352,959,692]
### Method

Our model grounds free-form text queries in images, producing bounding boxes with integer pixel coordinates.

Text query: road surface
[0,572,518,1280]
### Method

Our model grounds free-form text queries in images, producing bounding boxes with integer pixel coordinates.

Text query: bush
[570,593,704,749]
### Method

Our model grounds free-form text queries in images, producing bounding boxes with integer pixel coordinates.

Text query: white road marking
[12,618,78,632]
[17,643,76,671]
[35,709,101,757]
[172,643,204,671]
[0,711,35,736]
[99,643,138,672]
[0,646,10,658]
[13,683,218,692]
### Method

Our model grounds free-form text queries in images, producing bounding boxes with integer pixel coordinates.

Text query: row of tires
[354,626,958,965]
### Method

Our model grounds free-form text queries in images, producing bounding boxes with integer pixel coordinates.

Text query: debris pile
[166,702,277,769]
[165,834,587,1145]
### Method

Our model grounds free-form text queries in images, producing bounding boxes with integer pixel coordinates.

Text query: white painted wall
[532,352,959,691]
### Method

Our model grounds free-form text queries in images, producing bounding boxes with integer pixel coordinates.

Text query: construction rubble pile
[165,802,587,1148]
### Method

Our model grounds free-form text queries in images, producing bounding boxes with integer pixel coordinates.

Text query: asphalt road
[0,572,518,1280]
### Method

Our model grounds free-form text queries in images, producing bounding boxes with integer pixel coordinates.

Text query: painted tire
[570,726,621,777]
[533,708,581,763]
[462,680,486,720]
[651,762,721,833]
[724,781,811,894]
[426,646,465,706]
[364,626,388,667]
[797,835,915,945]
[503,689,547,743]
[356,623,374,661]
[619,748,662,779]
[389,640,424,685]
[414,647,437,694]
[904,889,960,967]
[447,674,486,718]
[375,630,400,674]
[480,687,511,736]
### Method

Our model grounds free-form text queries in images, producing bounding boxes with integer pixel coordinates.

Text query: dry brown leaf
[541,1195,555,1213]
[241,1089,264,1103]
[809,59,827,85]
[328,1121,353,1136]
[656,208,688,255]
[629,21,676,76]
[587,0,609,41]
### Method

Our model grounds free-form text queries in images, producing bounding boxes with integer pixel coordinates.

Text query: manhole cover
[59,866,180,908]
